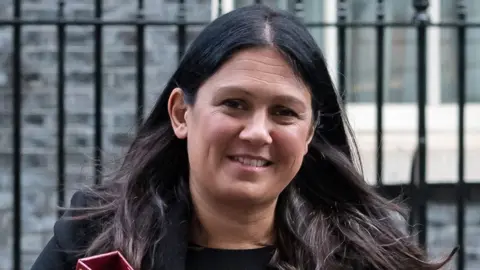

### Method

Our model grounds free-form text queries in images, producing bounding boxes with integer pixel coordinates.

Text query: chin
[218,186,276,206]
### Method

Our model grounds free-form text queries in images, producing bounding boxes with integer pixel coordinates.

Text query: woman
[31,4,455,270]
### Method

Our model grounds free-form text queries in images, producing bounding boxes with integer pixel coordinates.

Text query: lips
[228,156,273,167]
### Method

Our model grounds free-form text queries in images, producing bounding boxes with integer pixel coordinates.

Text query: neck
[189,190,276,250]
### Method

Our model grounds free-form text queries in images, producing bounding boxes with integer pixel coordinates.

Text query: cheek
[188,112,240,159]
[272,126,311,165]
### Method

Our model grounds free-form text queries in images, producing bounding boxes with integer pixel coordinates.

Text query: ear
[167,87,189,139]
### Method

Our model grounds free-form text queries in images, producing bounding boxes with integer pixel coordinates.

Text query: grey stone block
[466,227,480,248]
[65,27,95,47]
[66,112,95,127]
[113,113,136,128]
[22,153,50,169]
[22,7,57,20]
[0,209,12,247]
[466,205,480,225]
[0,249,12,270]
[104,50,137,68]
[66,71,96,89]
[110,132,134,148]
[0,192,12,211]
[23,114,47,127]
[66,132,93,149]
[0,95,12,113]
[0,134,10,154]
[66,50,94,68]
[21,170,58,189]
[103,91,137,109]
[0,172,12,191]
[0,153,12,172]
[64,3,95,19]
[22,132,55,149]
[105,69,137,90]
[65,151,93,167]
[23,93,57,110]
[22,28,56,47]
[22,233,44,253]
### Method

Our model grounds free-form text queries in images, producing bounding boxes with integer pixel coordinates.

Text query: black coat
[31,192,373,270]
[30,191,191,270]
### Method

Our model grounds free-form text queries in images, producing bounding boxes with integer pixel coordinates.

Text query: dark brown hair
[76,4,456,270]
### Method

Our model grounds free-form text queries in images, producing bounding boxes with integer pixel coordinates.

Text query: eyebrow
[214,86,254,97]
[215,86,308,110]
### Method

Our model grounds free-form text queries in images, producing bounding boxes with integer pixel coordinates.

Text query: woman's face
[169,47,314,206]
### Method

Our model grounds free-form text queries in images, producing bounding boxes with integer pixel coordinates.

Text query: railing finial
[337,0,348,22]
[457,0,467,21]
[376,0,385,22]
[412,0,430,24]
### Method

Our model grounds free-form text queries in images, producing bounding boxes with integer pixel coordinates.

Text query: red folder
[76,251,134,270]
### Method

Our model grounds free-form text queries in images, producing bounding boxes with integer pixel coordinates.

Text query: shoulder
[31,190,111,270]
[53,190,111,262]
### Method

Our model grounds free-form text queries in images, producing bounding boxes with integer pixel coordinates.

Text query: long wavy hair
[76,4,455,270]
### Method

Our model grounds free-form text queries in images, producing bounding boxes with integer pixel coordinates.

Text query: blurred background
[0,0,479,269]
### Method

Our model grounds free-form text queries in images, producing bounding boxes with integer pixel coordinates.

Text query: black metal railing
[0,0,476,269]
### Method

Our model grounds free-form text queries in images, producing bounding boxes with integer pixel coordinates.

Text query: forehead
[199,47,311,101]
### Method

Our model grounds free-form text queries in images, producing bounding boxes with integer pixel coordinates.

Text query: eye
[273,107,299,118]
[221,99,246,110]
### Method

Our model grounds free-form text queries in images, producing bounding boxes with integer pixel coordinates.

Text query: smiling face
[168,47,314,206]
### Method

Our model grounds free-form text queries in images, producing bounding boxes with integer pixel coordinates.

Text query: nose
[238,111,273,145]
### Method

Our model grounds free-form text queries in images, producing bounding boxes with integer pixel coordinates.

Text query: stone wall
[0,0,479,269]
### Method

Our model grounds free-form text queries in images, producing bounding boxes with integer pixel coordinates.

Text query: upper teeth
[233,157,268,167]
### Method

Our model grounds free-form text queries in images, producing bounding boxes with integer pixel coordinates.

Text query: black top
[186,244,275,270]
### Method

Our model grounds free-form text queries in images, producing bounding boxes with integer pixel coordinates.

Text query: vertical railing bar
[94,0,103,185]
[456,1,466,269]
[412,0,429,249]
[136,0,145,128]
[337,0,347,105]
[56,0,66,218]
[408,147,420,235]
[12,0,22,268]
[375,0,385,188]
[177,0,186,62]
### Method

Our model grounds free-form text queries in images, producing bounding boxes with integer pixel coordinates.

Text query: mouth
[228,156,273,168]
